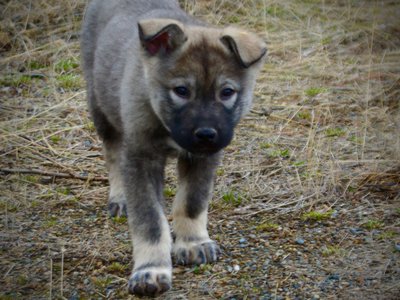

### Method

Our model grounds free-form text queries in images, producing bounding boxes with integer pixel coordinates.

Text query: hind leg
[88,93,126,217]
[104,138,127,217]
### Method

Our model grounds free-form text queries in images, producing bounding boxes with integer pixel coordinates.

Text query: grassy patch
[260,142,273,149]
[192,264,213,275]
[302,210,333,222]
[304,87,328,97]
[292,160,306,167]
[0,200,18,212]
[270,148,291,158]
[28,60,47,70]
[50,135,62,144]
[112,216,127,224]
[107,262,127,273]
[56,187,71,195]
[0,74,34,87]
[377,231,397,240]
[163,186,176,198]
[221,190,244,207]
[297,111,312,121]
[325,127,346,138]
[216,168,225,176]
[85,121,96,132]
[43,216,58,228]
[348,135,363,144]
[55,58,79,73]
[23,175,39,184]
[16,275,29,286]
[31,200,40,208]
[56,74,82,90]
[346,186,358,192]
[362,220,384,230]
[322,245,345,257]
[92,276,113,289]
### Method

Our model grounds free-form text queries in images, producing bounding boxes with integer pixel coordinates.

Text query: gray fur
[81,0,266,296]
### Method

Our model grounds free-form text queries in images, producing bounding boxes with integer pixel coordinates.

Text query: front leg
[172,152,222,265]
[122,150,172,296]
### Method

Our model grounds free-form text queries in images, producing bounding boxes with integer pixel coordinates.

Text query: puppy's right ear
[138,19,187,56]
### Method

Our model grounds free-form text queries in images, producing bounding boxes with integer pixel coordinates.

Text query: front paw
[128,267,171,296]
[173,239,221,265]
[108,195,127,217]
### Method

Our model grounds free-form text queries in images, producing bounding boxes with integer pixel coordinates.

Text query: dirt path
[1,0,399,299]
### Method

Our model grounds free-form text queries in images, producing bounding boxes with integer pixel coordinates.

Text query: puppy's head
[138,19,266,155]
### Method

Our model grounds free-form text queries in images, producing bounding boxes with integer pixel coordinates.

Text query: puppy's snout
[194,127,218,142]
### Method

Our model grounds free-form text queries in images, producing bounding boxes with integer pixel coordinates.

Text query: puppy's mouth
[171,136,226,155]
[188,143,222,155]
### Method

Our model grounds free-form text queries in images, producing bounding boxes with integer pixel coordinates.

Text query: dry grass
[1,0,399,299]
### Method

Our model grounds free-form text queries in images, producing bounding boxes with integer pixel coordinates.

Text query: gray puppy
[81,0,266,296]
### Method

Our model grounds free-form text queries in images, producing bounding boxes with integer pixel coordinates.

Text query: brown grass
[1,0,399,299]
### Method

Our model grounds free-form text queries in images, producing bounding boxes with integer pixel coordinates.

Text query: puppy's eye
[173,86,190,99]
[220,88,236,100]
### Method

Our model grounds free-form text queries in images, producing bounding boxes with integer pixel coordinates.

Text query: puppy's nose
[194,127,218,142]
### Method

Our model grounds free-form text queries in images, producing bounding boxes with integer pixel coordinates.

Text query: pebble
[239,237,247,244]
[68,291,79,300]
[364,237,373,243]
[350,228,363,235]
[83,140,92,148]
[328,274,340,281]
[233,264,240,272]
[395,244,400,252]
[295,238,305,245]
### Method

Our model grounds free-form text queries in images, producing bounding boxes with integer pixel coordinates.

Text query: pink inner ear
[146,31,170,55]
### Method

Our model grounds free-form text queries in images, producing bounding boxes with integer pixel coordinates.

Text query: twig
[0,168,108,182]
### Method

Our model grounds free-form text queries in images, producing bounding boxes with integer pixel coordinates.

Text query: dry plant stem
[0,167,108,182]
[1,0,399,298]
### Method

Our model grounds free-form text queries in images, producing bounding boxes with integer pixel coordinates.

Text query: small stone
[350,228,363,235]
[69,291,79,300]
[364,237,373,243]
[395,244,400,252]
[239,237,247,244]
[83,140,92,148]
[295,238,305,245]
[227,266,233,272]
[233,264,240,272]
[328,274,340,281]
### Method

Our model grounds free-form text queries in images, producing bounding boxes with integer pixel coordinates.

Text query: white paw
[173,239,220,265]
[128,266,172,296]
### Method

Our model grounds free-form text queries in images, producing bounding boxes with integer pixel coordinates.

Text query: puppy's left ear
[221,28,267,68]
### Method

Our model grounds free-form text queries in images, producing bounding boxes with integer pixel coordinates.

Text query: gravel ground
[1,0,399,299]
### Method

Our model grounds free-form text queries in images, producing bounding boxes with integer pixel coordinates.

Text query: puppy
[81,0,266,296]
